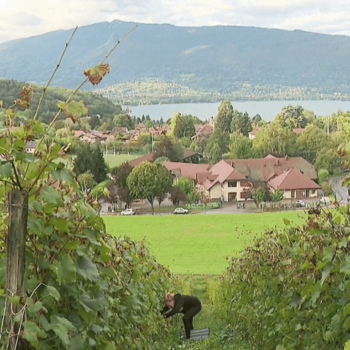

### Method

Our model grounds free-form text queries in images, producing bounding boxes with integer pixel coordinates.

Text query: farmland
[103,211,306,274]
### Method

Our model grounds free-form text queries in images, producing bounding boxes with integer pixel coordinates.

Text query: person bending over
[161,292,202,340]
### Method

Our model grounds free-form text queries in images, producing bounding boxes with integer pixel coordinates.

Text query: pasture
[103,211,306,274]
[104,153,141,168]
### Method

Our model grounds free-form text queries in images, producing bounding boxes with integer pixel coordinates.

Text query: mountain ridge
[1,20,350,97]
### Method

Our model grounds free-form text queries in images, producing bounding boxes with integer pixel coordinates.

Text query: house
[128,153,156,168]
[198,160,250,202]
[191,123,214,140]
[163,154,319,202]
[268,168,320,199]
[164,160,251,202]
[26,141,37,153]
[224,155,317,182]
[224,155,319,199]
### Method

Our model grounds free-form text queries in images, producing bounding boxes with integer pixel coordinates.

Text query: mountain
[1,20,350,96]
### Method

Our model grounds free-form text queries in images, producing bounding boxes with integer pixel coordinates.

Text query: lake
[125,100,350,122]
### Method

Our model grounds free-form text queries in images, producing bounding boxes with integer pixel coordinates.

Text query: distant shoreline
[124,100,350,121]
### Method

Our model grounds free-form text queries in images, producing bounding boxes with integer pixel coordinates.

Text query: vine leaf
[39,185,63,205]
[51,316,76,346]
[0,162,13,178]
[5,108,16,118]
[22,321,41,346]
[57,100,88,123]
[77,256,99,282]
[27,300,43,314]
[84,63,110,85]
[15,85,34,109]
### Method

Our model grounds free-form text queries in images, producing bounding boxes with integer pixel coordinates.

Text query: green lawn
[103,212,306,275]
[104,153,141,168]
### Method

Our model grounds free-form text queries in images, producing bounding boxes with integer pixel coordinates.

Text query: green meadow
[104,153,141,168]
[103,211,306,274]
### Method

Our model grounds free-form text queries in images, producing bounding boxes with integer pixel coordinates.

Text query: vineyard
[2,25,350,350]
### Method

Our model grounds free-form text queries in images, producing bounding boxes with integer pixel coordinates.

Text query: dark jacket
[161,294,201,318]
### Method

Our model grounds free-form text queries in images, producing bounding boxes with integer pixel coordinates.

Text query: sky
[0,0,349,44]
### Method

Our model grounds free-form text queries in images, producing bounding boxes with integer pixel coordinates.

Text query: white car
[121,208,136,215]
[174,208,189,214]
[320,196,330,204]
[296,200,305,207]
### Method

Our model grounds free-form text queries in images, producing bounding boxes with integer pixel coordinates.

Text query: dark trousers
[182,303,202,339]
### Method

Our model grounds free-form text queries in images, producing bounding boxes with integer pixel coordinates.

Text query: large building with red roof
[164,155,320,202]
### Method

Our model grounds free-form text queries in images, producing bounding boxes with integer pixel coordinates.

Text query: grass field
[104,153,141,168]
[103,211,306,275]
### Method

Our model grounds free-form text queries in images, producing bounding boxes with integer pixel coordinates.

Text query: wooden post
[6,190,29,349]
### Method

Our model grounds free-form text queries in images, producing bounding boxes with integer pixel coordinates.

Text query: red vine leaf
[15,85,34,109]
[83,63,110,85]
[56,100,88,123]
[20,85,34,102]
[15,98,30,109]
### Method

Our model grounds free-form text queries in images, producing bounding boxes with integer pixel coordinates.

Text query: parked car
[121,208,136,215]
[296,200,306,207]
[174,208,189,214]
[320,196,330,204]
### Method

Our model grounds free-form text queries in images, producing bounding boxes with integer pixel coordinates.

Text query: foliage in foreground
[0,123,175,349]
[214,204,350,349]
[0,27,177,349]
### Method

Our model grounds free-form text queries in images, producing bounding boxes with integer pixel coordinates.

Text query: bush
[214,206,350,349]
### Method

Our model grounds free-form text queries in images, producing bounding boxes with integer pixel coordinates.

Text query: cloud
[0,0,349,44]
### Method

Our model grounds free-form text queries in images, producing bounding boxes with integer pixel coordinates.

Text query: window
[228,181,237,187]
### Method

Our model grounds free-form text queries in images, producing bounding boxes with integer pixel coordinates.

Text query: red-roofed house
[200,160,251,201]
[164,160,251,201]
[268,168,320,199]
[191,124,214,140]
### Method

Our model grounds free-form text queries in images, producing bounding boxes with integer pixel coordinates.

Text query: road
[331,175,349,203]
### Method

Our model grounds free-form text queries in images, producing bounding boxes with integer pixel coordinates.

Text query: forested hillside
[0,79,122,123]
[0,20,350,99]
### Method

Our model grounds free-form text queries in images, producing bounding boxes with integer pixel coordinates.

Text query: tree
[77,171,96,193]
[318,169,329,183]
[274,105,307,129]
[206,129,230,163]
[270,189,284,203]
[113,113,134,129]
[253,122,296,155]
[296,124,329,154]
[229,132,253,159]
[314,148,342,174]
[252,187,266,208]
[73,143,93,176]
[252,114,262,124]
[215,100,233,133]
[89,115,101,129]
[169,186,187,206]
[190,133,211,154]
[127,161,173,211]
[111,162,135,208]
[231,110,252,136]
[153,136,184,162]
[177,176,194,195]
[156,192,167,208]
[186,190,200,207]
[170,112,195,138]
[90,145,108,183]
